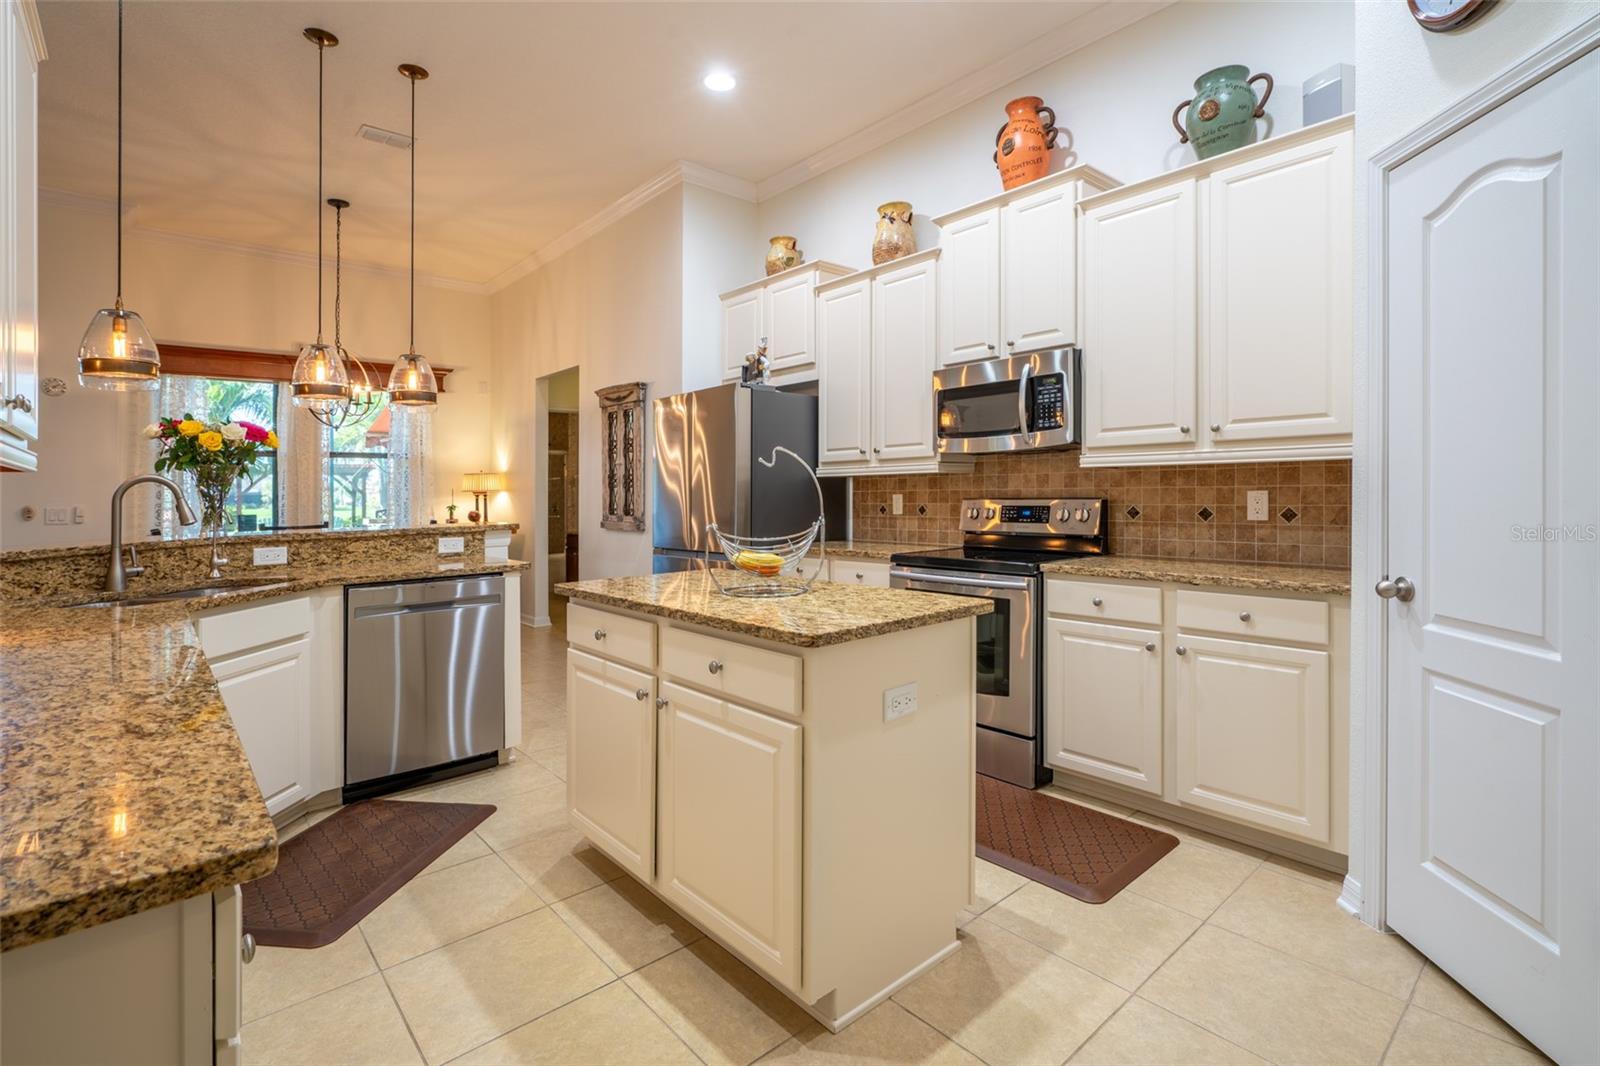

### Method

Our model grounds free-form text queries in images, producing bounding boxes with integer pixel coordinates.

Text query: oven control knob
[967,506,980,520]
[1058,508,1071,522]
[984,507,997,520]
[1074,508,1090,522]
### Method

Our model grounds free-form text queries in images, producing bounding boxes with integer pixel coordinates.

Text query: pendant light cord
[409,74,416,355]
[115,0,123,305]
[316,38,325,343]
[333,203,342,349]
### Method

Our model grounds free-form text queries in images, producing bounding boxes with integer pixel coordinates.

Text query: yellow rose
[197,431,224,452]
[178,419,204,437]
[265,430,280,449]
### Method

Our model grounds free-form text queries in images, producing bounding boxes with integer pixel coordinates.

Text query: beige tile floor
[246,624,1549,1066]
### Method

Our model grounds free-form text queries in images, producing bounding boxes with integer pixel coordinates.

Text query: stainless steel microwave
[934,347,1081,454]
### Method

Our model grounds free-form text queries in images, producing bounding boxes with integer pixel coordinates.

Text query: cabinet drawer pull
[593,628,607,641]
[855,572,865,580]
[1211,423,1222,433]
[1175,645,1187,656]
[708,660,723,675]
[1145,642,1155,652]
[1238,610,1252,622]
[241,933,256,964]
[1091,596,1103,607]
[655,697,669,709]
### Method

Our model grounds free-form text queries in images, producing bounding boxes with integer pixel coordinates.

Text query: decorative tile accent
[1279,507,1300,524]
[917,504,928,516]
[1196,507,1215,523]
[848,453,1351,567]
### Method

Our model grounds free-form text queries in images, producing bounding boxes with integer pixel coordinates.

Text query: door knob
[241,933,256,964]
[708,660,723,675]
[593,628,607,641]
[1175,646,1187,656]
[1375,576,1416,603]
[1144,642,1155,652]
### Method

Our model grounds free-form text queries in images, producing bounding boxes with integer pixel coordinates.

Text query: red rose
[237,421,270,443]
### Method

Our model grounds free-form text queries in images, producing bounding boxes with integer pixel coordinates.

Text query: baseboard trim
[523,613,550,628]
[802,938,963,1034]
[1337,875,1364,920]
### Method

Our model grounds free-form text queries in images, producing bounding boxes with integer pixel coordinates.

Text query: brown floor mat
[243,799,495,948]
[975,775,1178,904]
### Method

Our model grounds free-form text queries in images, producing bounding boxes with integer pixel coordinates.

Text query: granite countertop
[0,522,521,563]
[1040,556,1351,595]
[557,570,992,648]
[808,539,958,561]
[0,558,528,952]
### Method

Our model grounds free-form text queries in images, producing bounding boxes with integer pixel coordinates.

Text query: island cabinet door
[656,681,802,992]
[567,649,657,880]
[1173,633,1331,844]
[1044,617,1163,795]
[206,636,314,817]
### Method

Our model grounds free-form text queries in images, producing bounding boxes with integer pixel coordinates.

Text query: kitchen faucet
[105,475,198,593]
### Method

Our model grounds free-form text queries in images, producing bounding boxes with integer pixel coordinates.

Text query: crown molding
[16,0,48,65]
[754,0,1171,201]
[486,160,753,294]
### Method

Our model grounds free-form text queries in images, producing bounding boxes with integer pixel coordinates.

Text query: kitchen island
[556,570,990,1032]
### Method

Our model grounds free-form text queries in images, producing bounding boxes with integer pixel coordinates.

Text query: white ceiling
[37,1,1126,287]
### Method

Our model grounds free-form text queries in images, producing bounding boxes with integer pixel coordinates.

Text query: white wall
[1345,0,1598,918]
[490,188,684,615]
[681,184,757,392]
[1,197,493,550]
[756,1,1353,264]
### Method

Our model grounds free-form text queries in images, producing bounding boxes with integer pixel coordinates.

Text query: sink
[69,579,291,608]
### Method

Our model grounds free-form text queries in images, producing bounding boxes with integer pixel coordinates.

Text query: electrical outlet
[891,493,904,516]
[43,507,68,525]
[252,545,289,566]
[1247,490,1269,522]
[438,535,465,555]
[883,682,918,722]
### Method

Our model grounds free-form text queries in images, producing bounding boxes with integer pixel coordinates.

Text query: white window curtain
[152,374,210,538]
[277,383,327,530]
[389,403,433,527]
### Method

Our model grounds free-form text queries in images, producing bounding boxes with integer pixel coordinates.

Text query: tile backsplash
[851,453,1351,568]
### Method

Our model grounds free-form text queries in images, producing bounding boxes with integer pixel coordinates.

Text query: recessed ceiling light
[703,70,736,93]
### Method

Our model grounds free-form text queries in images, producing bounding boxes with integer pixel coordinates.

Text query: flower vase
[194,465,240,578]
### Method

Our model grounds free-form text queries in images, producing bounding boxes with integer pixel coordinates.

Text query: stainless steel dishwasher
[345,574,506,800]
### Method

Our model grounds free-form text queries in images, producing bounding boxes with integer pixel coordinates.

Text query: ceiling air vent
[357,123,413,149]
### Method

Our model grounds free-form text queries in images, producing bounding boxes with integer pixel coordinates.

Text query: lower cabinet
[567,649,657,880]
[656,681,802,990]
[1173,633,1331,844]
[1045,617,1163,795]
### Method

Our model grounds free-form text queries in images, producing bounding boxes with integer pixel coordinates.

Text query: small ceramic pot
[872,202,915,265]
[1172,65,1274,160]
[993,96,1059,190]
[765,236,801,276]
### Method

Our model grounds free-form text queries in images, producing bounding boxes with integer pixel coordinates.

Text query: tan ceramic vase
[765,236,801,276]
[871,202,915,265]
[993,96,1059,190]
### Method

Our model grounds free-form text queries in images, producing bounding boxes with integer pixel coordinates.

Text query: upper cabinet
[816,250,972,477]
[1,0,43,472]
[719,261,853,385]
[1079,116,1354,467]
[933,166,1118,369]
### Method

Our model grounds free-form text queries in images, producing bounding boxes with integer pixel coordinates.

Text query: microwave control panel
[1028,374,1066,432]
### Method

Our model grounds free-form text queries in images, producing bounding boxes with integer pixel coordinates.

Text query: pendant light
[77,0,159,391]
[315,198,385,429]
[387,62,438,408]
[290,28,351,412]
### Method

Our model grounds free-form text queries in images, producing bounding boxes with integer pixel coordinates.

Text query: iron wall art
[596,382,647,531]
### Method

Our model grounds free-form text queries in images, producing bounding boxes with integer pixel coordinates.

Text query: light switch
[891,494,904,516]
[43,507,68,525]
[1247,490,1269,522]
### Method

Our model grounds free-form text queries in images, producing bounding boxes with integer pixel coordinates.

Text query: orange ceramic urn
[993,96,1059,190]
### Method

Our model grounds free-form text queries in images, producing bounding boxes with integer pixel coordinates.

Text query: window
[155,375,280,533]
[325,394,395,529]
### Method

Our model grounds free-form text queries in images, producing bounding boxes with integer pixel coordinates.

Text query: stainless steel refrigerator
[652,383,831,573]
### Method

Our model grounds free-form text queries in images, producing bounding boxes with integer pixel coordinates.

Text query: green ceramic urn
[1172,65,1274,160]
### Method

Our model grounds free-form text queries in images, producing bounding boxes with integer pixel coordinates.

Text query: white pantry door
[1384,51,1598,1066]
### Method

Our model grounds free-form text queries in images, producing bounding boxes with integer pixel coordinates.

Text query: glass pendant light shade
[387,351,438,406]
[291,341,350,408]
[78,305,160,390]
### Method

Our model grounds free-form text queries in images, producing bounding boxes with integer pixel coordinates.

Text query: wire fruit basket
[705,446,827,598]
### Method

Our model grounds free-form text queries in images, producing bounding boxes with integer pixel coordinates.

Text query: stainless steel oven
[934,347,1080,454]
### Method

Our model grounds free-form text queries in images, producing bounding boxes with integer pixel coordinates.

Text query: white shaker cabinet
[1078,115,1354,467]
[1045,617,1163,795]
[1081,179,1199,451]
[567,648,657,881]
[0,0,43,472]
[871,254,938,462]
[657,680,802,991]
[934,166,1118,369]
[1173,633,1331,844]
[719,261,853,385]
[816,278,871,465]
[720,287,764,383]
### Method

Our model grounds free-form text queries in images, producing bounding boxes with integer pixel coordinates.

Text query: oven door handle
[891,568,1031,592]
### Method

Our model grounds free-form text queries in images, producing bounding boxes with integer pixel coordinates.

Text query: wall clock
[1408,0,1492,32]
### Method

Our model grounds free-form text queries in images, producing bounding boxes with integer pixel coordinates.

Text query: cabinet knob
[986,343,996,351]
[1175,645,1187,656]
[1179,425,1191,435]
[858,448,866,455]
[1211,423,1222,433]
[593,628,607,641]
[655,697,669,709]
[1006,340,1016,347]
[1238,610,1251,622]
[873,447,881,454]
[855,572,865,581]
[1091,596,1103,607]
[635,688,649,701]
[1144,642,1155,652]
[708,660,723,675]
[241,933,256,964]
